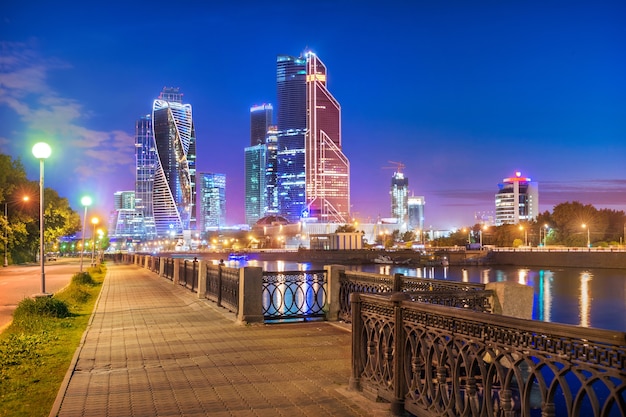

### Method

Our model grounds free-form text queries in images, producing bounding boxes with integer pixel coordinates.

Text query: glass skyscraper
[305,52,350,223]
[200,172,226,230]
[276,52,350,223]
[390,172,409,228]
[244,144,266,225]
[134,114,156,239]
[276,55,307,222]
[250,104,273,146]
[151,87,196,237]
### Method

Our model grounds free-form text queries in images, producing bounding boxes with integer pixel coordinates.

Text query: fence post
[144,255,149,269]
[324,265,344,321]
[390,292,409,416]
[349,293,363,391]
[393,273,403,292]
[485,281,533,319]
[197,260,207,299]
[217,264,223,307]
[237,266,263,324]
[173,258,180,285]
[159,257,165,277]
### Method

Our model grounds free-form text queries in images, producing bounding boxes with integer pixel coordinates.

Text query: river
[239,259,626,332]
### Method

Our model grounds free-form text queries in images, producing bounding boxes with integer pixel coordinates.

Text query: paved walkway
[51,264,391,416]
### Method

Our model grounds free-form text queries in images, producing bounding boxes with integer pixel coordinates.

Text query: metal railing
[350,292,626,417]
[262,270,327,321]
[163,258,174,280]
[338,270,489,322]
[178,259,198,291]
[205,264,239,314]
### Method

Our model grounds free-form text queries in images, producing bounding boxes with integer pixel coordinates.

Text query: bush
[72,272,96,286]
[13,297,71,320]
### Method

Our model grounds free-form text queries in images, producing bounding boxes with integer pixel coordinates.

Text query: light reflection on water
[237,260,625,332]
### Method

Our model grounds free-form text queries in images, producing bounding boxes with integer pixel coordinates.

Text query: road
[0,258,82,331]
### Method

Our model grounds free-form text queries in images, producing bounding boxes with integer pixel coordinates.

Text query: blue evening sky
[1,1,624,229]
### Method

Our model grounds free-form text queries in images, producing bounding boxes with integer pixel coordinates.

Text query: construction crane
[382,161,405,174]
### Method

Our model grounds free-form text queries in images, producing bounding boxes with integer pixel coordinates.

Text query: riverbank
[193,248,626,269]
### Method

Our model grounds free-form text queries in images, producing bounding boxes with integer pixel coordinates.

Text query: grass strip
[0,265,105,417]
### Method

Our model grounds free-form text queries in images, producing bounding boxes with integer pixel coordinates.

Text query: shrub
[13,297,71,320]
[72,272,96,286]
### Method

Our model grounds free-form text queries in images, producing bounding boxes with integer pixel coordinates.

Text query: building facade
[151,87,196,237]
[304,52,350,223]
[134,114,157,239]
[495,172,539,225]
[276,54,307,222]
[244,144,267,225]
[408,195,425,232]
[250,104,273,146]
[200,172,226,230]
[390,172,409,229]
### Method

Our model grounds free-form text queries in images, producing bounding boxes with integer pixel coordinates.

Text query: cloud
[0,40,134,189]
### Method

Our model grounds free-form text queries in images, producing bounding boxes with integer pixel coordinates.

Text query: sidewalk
[51,263,391,416]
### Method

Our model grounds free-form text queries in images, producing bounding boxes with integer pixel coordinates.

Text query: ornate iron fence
[350,292,626,417]
[163,258,174,280]
[262,270,327,321]
[178,259,198,291]
[205,264,239,314]
[339,271,489,322]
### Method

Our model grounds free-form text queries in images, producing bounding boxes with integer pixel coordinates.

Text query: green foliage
[13,297,71,321]
[72,271,96,286]
[334,224,356,233]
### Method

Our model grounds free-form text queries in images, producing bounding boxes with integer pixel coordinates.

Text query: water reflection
[231,259,625,331]
[579,271,592,328]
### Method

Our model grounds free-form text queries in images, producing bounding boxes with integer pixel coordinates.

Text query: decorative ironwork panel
[352,293,626,417]
[163,258,174,280]
[205,265,220,301]
[219,267,240,313]
[262,270,327,320]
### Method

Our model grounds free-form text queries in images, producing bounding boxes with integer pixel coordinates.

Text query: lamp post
[91,217,99,266]
[79,196,92,272]
[582,223,590,248]
[519,225,528,247]
[3,203,7,267]
[32,142,52,295]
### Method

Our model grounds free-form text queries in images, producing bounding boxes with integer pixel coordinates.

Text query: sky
[1,0,625,230]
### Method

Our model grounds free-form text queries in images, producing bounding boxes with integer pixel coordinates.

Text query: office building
[151,87,197,237]
[265,126,279,215]
[276,51,350,223]
[134,114,157,239]
[250,104,273,146]
[200,172,226,230]
[276,54,307,222]
[390,172,409,229]
[244,144,267,225]
[495,171,539,225]
[304,51,350,223]
[408,195,425,231]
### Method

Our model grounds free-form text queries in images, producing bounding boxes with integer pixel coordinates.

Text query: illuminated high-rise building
[151,87,196,237]
[200,173,226,230]
[304,52,350,223]
[495,171,539,225]
[250,104,273,146]
[134,114,157,239]
[276,51,350,223]
[264,126,279,215]
[245,144,267,225]
[408,195,425,231]
[390,172,409,228]
[276,55,307,221]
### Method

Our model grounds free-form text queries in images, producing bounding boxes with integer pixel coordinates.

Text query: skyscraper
[390,172,409,228]
[276,54,307,222]
[304,52,350,223]
[151,87,196,237]
[244,144,266,225]
[495,171,539,225]
[200,173,226,230]
[250,104,273,146]
[408,195,425,231]
[276,51,350,223]
[134,114,157,239]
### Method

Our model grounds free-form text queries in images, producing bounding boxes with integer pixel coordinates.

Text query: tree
[335,224,356,233]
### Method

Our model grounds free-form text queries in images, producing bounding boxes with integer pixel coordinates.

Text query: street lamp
[582,223,590,248]
[519,225,528,247]
[91,217,99,266]
[79,196,92,272]
[32,142,51,295]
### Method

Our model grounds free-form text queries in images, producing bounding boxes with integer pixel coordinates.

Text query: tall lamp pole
[91,217,99,266]
[32,142,51,295]
[582,223,590,248]
[3,203,7,267]
[79,196,92,272]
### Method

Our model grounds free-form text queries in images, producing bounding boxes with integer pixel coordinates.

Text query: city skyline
[1,1,625,230]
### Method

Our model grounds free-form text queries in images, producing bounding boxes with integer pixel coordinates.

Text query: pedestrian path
[51,263,391,416]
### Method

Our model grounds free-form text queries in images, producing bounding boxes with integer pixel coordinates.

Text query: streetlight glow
[91,217,99,266]
[32,142,51,295]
